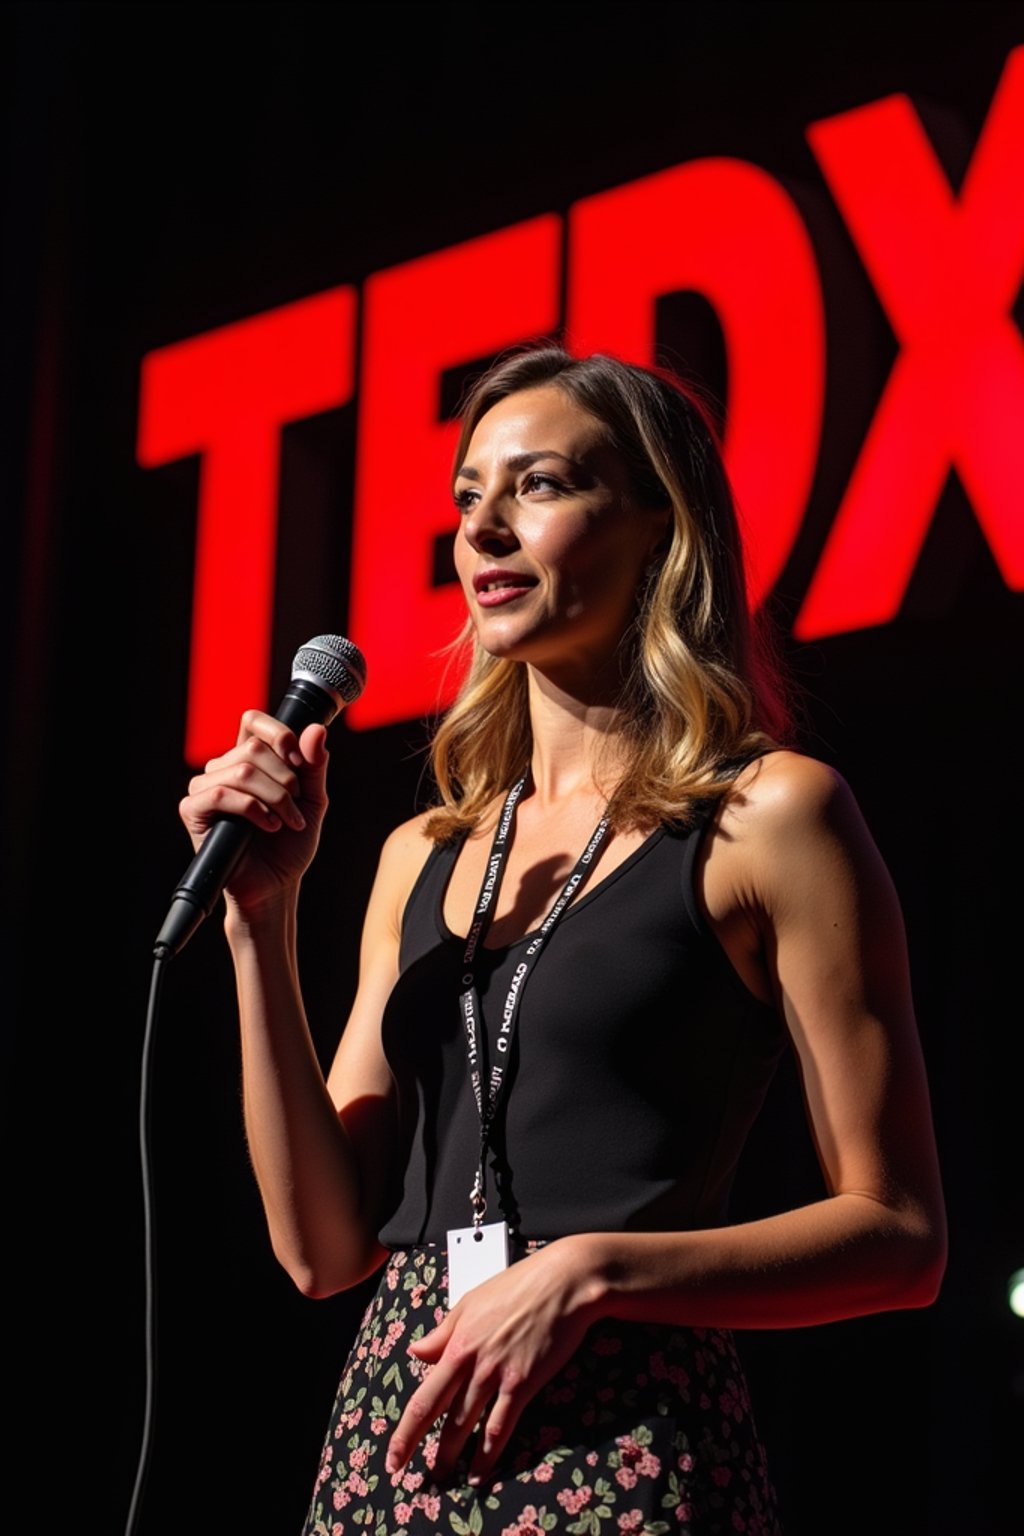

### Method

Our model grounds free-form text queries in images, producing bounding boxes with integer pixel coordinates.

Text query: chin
[471,618,542,661]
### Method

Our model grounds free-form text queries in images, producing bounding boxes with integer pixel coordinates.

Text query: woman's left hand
[385,1235,601,1485]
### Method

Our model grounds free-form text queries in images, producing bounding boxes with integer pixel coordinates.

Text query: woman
[179,346,947,1534]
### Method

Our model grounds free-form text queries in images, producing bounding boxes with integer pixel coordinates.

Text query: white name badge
[446,1222,509,1308]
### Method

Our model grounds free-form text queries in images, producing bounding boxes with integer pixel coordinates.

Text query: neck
[524,665,628,807]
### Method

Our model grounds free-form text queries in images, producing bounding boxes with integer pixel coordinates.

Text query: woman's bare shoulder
[377,808,441,880]
[715,748,893,916]
[357,809,443,940]
[723,749,856,836]
[708,749,871,883]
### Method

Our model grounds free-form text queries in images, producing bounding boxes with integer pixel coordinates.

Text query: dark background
[3,4,1022,1533]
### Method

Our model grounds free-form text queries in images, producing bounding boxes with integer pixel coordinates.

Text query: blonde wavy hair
[425,345,792,840]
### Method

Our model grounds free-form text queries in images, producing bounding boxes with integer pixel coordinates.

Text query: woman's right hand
[178,709,330,914]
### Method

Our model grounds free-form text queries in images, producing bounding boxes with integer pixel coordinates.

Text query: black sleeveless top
[377,814,788,1247]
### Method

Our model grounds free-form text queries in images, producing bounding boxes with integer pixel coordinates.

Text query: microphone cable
[124,635,366,1536]
[123,950,169,1536]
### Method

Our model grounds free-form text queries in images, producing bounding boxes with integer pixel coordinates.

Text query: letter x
[796,46,1024,638]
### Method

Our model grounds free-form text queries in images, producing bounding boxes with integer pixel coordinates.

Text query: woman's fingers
[405,1311,454,1362]
[429,1368,502,1483]
[233,707,303,764]
[184,756,305,835]
[180,781,291,838]
[389,1245,595,1483]
[467,1379,527,1484]
[385,1356,466,1474]
[174,715,334,908]
[393,1353,533,1485]
[185,722,328,837]
[387,1310,485,1471]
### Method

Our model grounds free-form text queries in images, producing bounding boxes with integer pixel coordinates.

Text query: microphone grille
[292,634,367,705]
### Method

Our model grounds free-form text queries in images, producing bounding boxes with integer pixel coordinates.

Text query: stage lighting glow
[1009,1269,1024,1318]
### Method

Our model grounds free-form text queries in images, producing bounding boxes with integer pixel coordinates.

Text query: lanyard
[458,776,611,1226]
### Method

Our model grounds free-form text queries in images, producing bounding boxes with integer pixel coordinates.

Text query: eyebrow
[454,450,579,482]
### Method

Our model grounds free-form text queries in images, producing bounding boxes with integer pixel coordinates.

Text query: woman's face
[453,386,669,677]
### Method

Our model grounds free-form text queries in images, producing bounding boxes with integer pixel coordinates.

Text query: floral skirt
[301,1246,782,1536]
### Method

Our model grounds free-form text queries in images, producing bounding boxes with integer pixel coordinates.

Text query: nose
[459,486,519,554]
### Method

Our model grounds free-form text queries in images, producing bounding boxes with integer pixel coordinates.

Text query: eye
[520,470,563,494]
[453,486,480,515]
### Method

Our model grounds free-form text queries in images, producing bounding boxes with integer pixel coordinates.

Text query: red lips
[471,567,540,606]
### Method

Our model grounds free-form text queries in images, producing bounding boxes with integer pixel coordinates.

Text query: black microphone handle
[154,678,341,959]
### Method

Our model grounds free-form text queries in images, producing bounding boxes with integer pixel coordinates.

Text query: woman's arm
[579,750,947,1324]
[385,751,947,1480]
[179,710,430,1297]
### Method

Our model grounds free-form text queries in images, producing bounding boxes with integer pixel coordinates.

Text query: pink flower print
[712,1466,733,1488]
[423,1433,439,1469]
[418,1495,441,1522]
[332,1524,344,1536]
[546,1383,577,1405]
[410,1284,426,1308]
[636,1450,661,1479]
[678,1453,695,1473]
[557,1486,593,1515]
[719,1384,744,1423]
[615,1467,639,1490]
[617,1434,642,1464]
[593,1333,622,1355]
[369,1336,381,1357]
[676,1503,694,1523]
[332,1487,349,1510]
[394,1503,414,1524]
[351,1446,369,1469]
[344,1472,369,1498]
[533,1461,554,1482]
[371,1417,387,1435]
[618,1513,645,1533]
[379,1328,404,1360]
[386,1267,399,1290]
[434,1306,445,1324]
[585,1451,599,1467]
[401,1470,423,1492]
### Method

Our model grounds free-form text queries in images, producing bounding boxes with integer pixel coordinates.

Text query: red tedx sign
[137,48,1024,761]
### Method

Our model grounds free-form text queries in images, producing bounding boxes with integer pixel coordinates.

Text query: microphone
[153,634,367,959]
